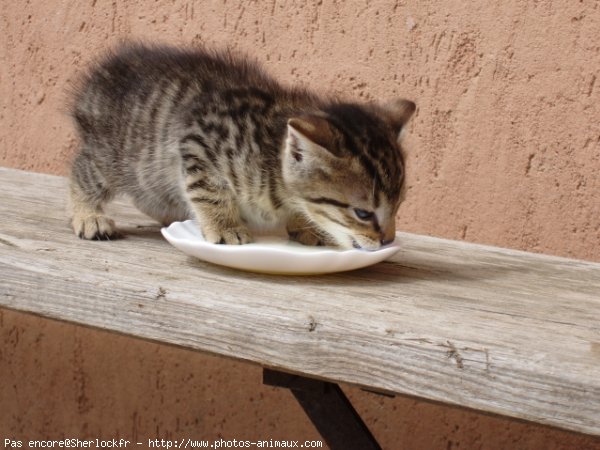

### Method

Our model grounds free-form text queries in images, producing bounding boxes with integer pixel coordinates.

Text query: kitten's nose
[381,225,396,246]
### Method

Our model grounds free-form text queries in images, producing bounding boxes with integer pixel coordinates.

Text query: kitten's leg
[131,192,191,226]
[286,214,333,247]
[185,178,251,245]
[69,152,118,240]
[189,196,252,244]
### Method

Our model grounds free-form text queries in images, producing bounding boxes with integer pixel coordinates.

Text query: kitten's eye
[353,208,374,221]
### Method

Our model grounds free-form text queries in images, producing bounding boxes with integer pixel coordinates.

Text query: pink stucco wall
[1,1,599,449]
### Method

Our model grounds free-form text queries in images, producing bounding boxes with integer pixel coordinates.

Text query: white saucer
[161,220,401,275]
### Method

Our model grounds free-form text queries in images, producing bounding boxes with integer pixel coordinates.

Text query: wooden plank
[0,167,599,435]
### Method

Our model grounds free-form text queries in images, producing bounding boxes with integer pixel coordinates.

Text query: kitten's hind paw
[203,226,253,245]
[72,214,120,240]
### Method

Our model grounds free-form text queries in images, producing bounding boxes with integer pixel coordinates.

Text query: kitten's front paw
[203,226,253,245]
[72,214,119,240]
[288,229,326,247]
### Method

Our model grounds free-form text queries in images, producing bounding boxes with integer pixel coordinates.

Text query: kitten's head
[282,99,416,250]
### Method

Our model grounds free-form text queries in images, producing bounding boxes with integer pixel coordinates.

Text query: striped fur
[69,43,415,249]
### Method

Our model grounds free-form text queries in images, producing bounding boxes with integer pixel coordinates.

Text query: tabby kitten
[69,44,415,250]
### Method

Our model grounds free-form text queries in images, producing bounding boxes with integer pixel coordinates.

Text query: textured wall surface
[1,0,599,449]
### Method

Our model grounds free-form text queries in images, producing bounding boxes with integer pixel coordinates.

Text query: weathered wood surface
[1,167,599,435]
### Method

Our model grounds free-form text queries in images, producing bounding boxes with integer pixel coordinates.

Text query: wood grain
[1,167,599,435]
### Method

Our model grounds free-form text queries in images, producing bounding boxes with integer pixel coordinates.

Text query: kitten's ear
[286,115,340,160]
[381,99,416,138]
